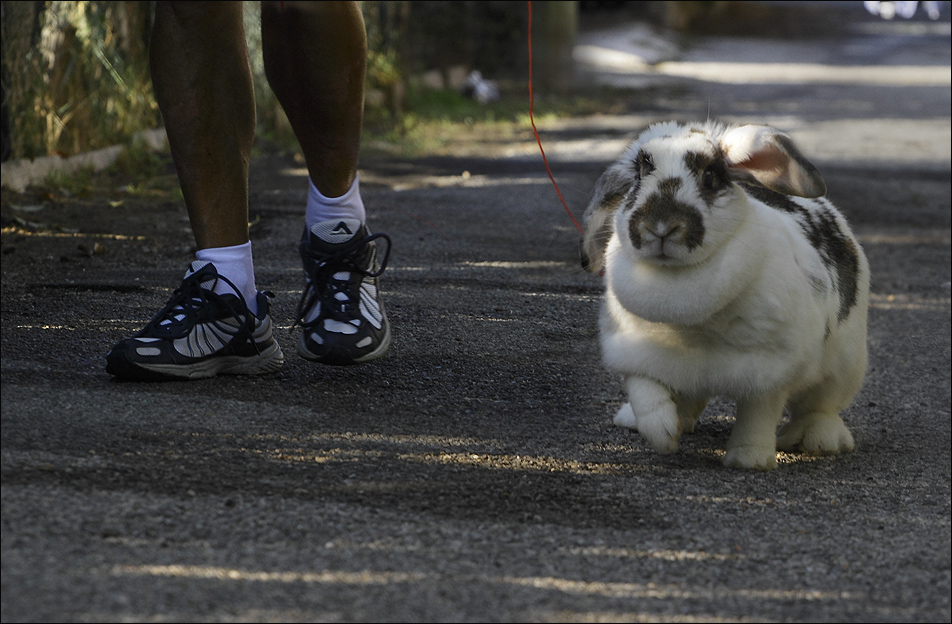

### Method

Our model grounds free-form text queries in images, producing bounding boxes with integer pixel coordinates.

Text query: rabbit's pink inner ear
[731,144,788,174]
[727,149,797,195]
[722,127,791,181]
[728,160,826,199]
[722,126,826,198]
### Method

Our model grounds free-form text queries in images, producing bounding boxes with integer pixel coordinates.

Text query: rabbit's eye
[702,163,727,191]
[637,153,655,178]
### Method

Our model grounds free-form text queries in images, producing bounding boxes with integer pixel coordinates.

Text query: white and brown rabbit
[581,121,869,470]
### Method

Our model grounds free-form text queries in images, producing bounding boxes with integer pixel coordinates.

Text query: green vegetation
[4,2,633,180]
[30,140,182,203]
[2,1,158,160]
[359,81,645,159]
[109,138,181,199]
[40,164,95,197]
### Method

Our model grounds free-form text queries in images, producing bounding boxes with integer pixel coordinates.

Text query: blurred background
[1,1,948,166]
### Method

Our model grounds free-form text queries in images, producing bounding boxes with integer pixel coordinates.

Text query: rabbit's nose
[647,221,681,240]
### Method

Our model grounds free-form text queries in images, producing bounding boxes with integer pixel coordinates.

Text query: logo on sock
[331,221,354,236]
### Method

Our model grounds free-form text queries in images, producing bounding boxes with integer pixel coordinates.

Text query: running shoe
[296,218,392,365]
[106,261,284,381]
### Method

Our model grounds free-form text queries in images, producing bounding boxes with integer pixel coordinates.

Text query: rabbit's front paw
[637,404,681,454]
[614,402,680,453]
[623,376,681,454]
[777,413,854,455]
[613,403,637,429]
[723,445,778,470]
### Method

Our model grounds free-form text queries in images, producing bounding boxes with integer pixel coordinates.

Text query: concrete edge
[1,128,168,193]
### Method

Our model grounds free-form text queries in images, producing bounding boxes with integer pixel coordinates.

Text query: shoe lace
[142,269,257,345]
[295,232,391,329]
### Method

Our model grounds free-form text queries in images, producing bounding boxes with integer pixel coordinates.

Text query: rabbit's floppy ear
[720,125,826,198]
[581,160,636,274]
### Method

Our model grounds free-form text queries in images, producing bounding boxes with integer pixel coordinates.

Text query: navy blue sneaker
[106,261,284,381]
[296,219,392,365]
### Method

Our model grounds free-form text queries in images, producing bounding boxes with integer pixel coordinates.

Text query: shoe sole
[108,341,284,381]
[296,324,391,366]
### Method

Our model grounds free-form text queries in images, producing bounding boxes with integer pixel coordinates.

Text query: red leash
[527,1,583,234]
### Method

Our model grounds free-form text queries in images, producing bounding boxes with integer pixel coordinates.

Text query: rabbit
[580,120,869,470]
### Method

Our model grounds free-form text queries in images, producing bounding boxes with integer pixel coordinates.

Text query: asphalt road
[2,4,950,622]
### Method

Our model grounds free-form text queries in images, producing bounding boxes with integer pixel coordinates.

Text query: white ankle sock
[194,241,259,316]
[306,174,366,230]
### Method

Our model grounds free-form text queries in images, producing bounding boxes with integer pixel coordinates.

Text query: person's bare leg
[260,2,390,365]
[150,1,255,250]
[260,0,366,198]
[105,1,283,382]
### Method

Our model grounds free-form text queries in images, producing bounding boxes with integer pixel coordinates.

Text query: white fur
[583,121,870,470]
